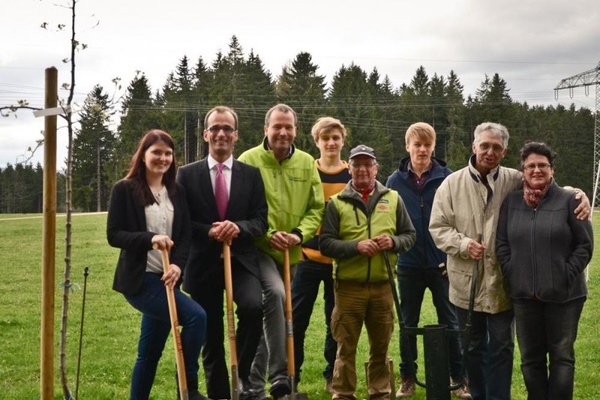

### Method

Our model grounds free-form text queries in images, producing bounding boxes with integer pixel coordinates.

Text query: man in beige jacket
[430,122,590,400]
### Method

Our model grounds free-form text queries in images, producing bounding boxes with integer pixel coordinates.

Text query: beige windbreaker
[429,157,521,314]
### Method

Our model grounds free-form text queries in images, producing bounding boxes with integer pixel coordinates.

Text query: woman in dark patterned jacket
[497,141,593,400]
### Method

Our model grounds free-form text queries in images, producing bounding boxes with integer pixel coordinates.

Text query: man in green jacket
[238,104,325,400]
[320,144,416,400]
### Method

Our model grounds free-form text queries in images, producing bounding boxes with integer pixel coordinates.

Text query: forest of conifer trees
[0,36,595,213]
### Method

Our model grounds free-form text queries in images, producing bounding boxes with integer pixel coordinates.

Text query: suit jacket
[106,179,191,295]
[176,158,268,290]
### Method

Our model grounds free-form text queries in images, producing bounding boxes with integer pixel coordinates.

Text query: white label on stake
[33,106,69,117]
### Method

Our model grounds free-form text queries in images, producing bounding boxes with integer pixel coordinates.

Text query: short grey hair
[473,122,510,148]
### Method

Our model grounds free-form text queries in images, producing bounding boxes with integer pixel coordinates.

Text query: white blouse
[144,186,174,274]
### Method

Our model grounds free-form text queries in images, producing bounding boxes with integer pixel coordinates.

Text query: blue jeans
[513,297,585,400]
[397,267,463,381]
[455,307,514,400]
[292,259,336,384]
[124,273,207,400]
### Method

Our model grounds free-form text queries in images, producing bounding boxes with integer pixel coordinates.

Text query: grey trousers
[248,251,290,396]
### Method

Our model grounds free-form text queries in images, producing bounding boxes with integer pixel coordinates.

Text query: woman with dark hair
[496,141,593,400]
[107,129,208,400]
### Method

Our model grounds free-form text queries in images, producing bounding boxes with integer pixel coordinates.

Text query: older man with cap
[320,144,416,400]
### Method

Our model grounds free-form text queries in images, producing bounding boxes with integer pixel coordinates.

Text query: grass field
[0,212,599,399]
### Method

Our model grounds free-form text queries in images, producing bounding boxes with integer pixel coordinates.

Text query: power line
[554,61,600,205]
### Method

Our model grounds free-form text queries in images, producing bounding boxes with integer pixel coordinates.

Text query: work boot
[269,378,291,399]
[395,377,415,398]
[240,379,259,400]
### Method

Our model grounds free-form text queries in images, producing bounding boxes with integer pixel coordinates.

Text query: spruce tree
[72,85,115,211]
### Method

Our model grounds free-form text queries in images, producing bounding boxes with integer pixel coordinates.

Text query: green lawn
[0,212,598,399]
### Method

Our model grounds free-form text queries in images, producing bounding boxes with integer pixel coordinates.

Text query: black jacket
[496,181,593,303]
[106,179,191,295]
[176,158,267,290]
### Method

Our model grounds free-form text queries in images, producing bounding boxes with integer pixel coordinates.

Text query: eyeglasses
[207,125,235,134]
[478,143,505,153]
[523,163,551,171]
[351,162,377,169]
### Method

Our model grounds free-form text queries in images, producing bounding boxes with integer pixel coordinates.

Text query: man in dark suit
[177,106,268,400]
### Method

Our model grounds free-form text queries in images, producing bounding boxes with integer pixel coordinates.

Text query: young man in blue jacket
[386,123,470,399]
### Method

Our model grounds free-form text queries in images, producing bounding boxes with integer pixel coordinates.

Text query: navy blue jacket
[386,157,452,269]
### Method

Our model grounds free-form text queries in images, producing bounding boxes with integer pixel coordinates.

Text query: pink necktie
[215,163,228,220]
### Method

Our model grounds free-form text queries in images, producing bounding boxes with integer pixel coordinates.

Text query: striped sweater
[302,160,351,263]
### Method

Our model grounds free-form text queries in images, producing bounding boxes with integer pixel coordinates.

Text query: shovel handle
[223,243,240,400]
[159,247,189,400]
[283,248,296,398]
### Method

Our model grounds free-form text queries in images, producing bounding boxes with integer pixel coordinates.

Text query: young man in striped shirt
[292,117,351,396]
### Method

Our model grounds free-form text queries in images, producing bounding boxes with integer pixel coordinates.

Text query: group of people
[107,103,593,400]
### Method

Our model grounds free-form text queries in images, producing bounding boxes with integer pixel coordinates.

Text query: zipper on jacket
[419,190,426,265]
[349,192,383,283]
[352,204,360,225]
[365,192,385,283]
[366,211,372,282]
[352,197,373,282]
[276,166,284,229]
[530,208,538,296]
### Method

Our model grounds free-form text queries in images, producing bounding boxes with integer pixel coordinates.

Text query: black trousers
[188,258,263,399]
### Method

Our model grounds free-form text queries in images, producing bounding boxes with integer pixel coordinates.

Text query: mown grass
[0,212,598,399]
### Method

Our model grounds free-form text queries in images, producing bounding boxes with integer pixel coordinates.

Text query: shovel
[159,247,189,400]
[223,243,240,400]
[283,248,296,400]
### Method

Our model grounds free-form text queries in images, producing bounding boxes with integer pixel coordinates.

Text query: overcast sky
[1,0,598,168]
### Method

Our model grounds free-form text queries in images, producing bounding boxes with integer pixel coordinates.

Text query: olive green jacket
[320,181,416,282]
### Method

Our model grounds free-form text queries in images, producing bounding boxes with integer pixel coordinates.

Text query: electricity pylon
[554,61,600,206]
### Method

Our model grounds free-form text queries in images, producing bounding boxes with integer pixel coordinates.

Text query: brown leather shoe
[450,379,472,399]
[395,377,415,398]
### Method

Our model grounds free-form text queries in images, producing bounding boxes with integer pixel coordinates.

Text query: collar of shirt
[408,161,432,189]
[407,160,433,177]
[207,155,234,170]
[350,182,375,202]
[207,155,233,193]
